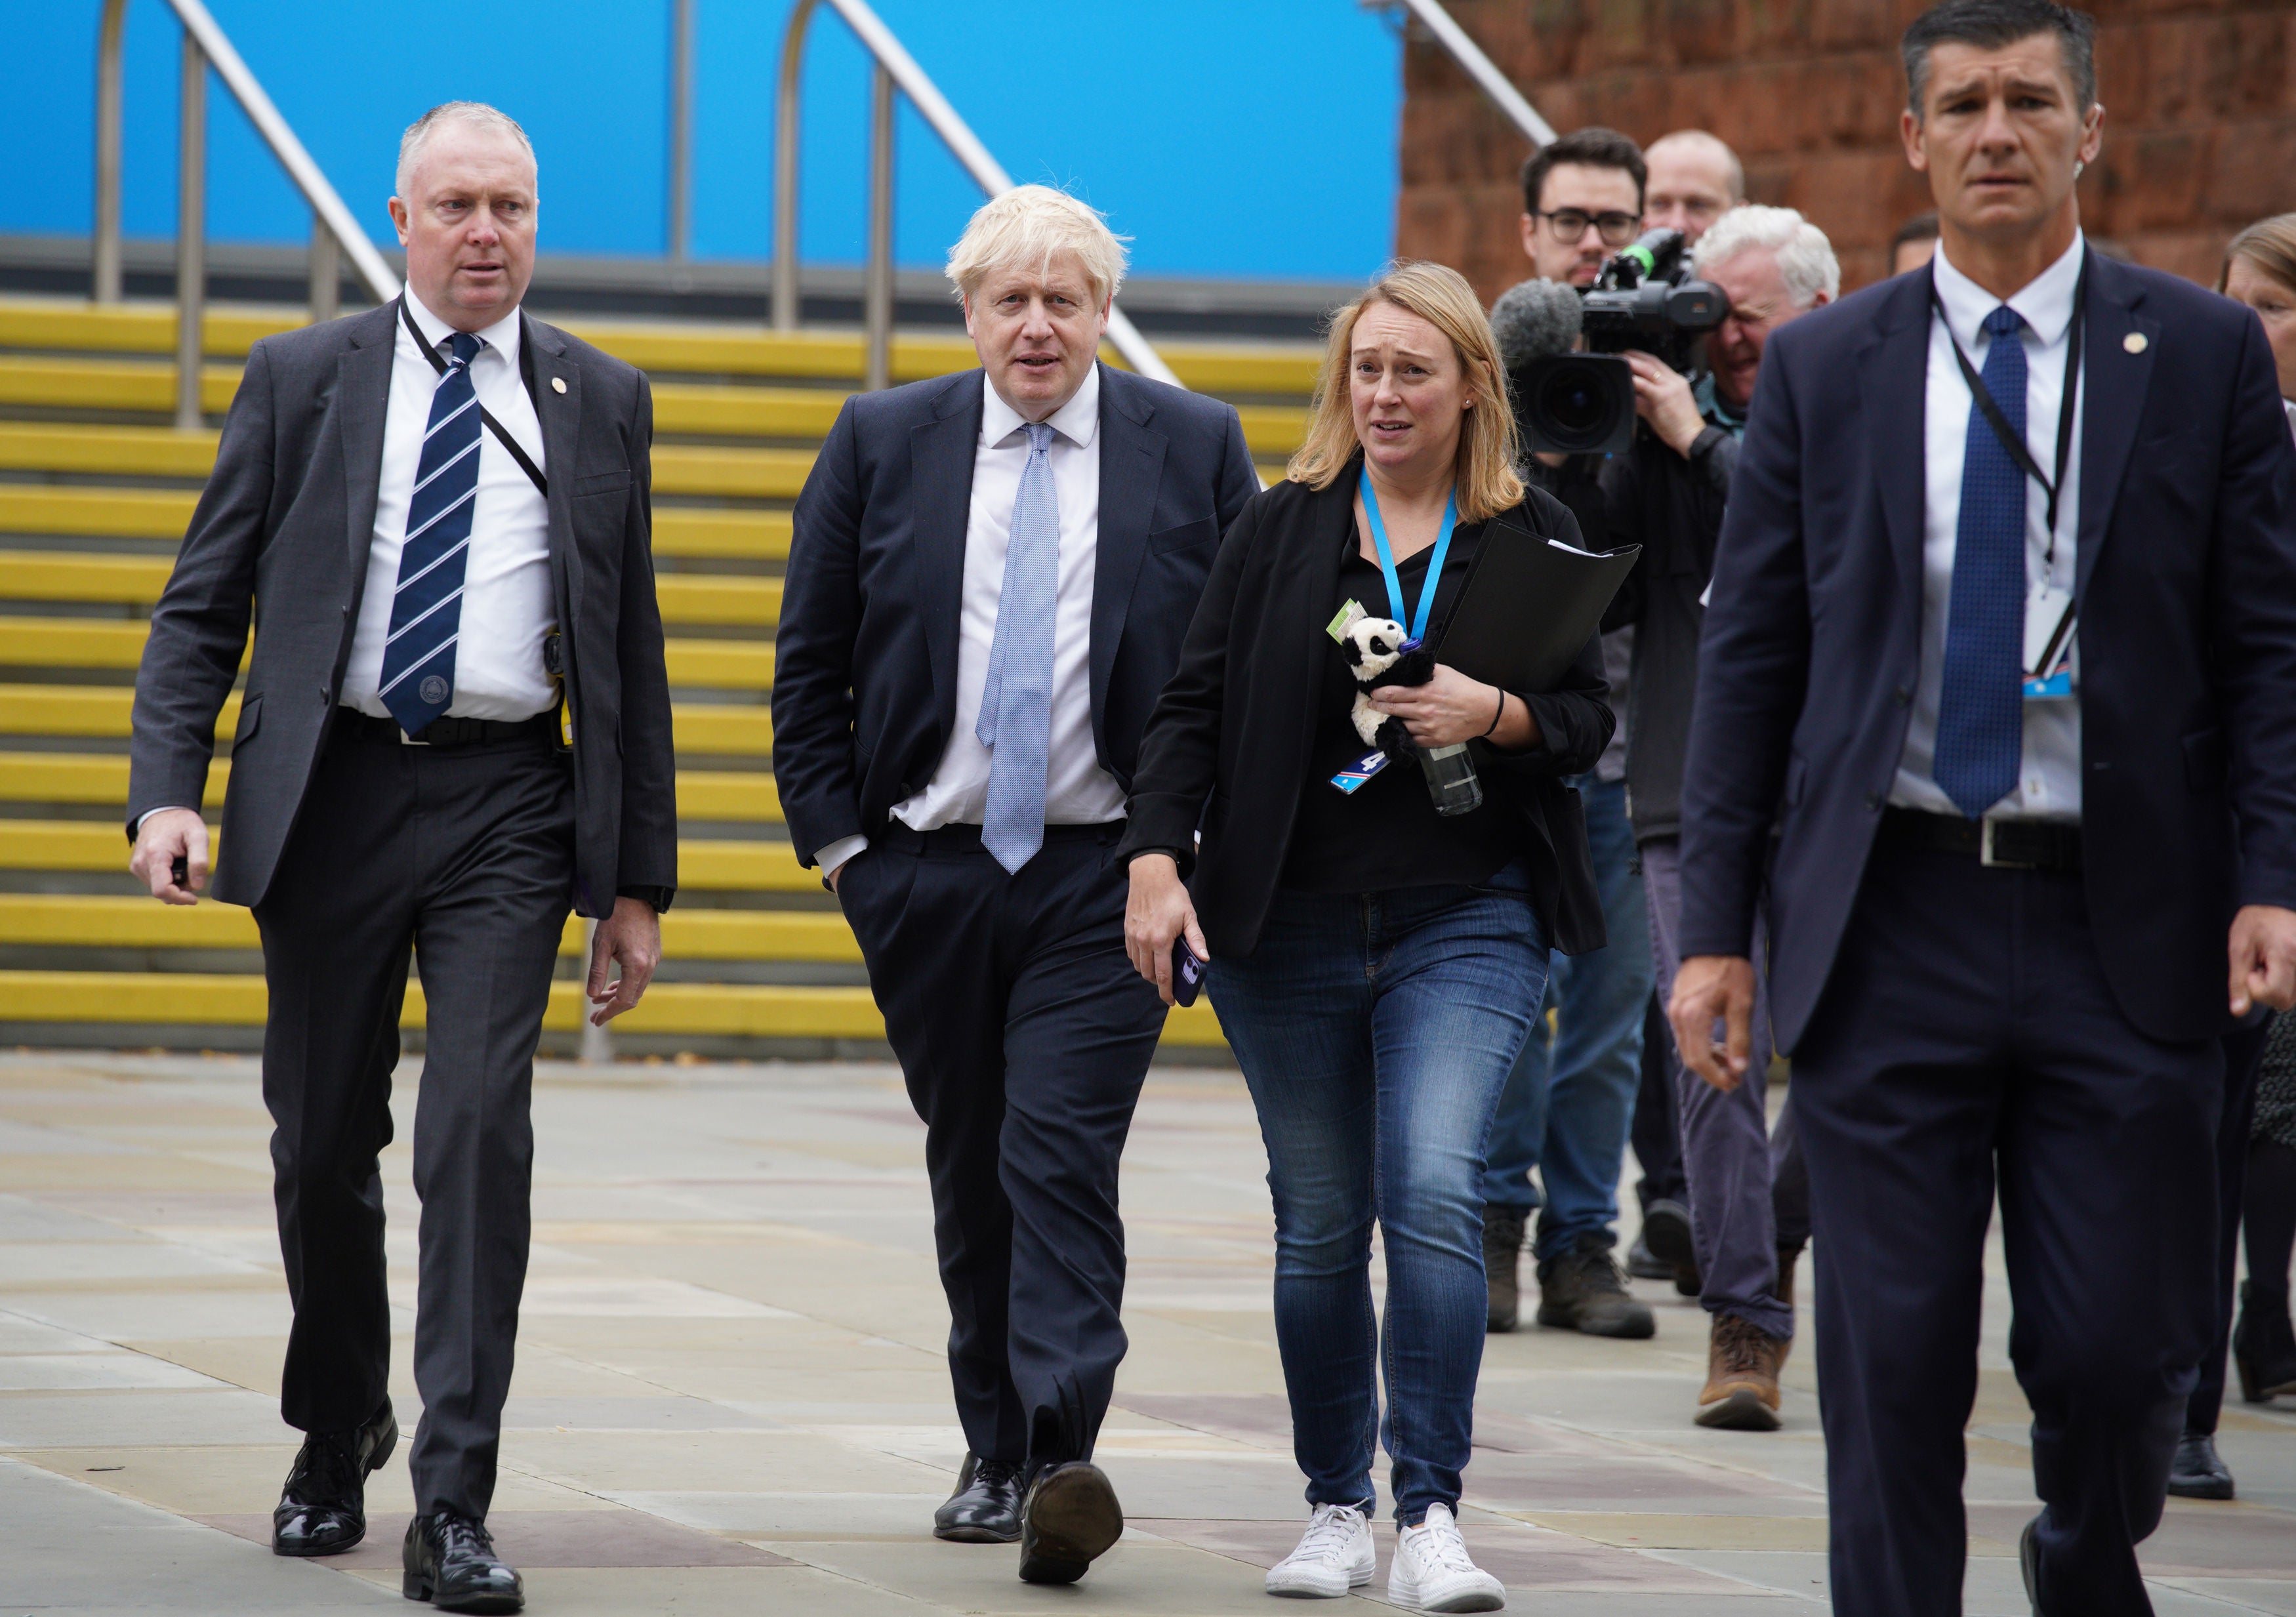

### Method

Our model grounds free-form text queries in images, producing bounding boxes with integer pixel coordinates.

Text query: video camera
[1496,228,1727,458]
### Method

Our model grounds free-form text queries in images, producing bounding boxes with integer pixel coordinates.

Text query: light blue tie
[1934,306,2029,819]
[977,421,1059,873]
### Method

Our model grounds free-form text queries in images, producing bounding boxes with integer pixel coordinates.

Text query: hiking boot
[1534,1234,1654,1339]
[1696,1312,1784,1431]
[1483,1206,1527,1333]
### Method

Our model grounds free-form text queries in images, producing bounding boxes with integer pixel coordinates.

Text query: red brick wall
[1394,0,2296,303]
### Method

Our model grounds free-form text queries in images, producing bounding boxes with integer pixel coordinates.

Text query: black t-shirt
[1279,514,1519,893]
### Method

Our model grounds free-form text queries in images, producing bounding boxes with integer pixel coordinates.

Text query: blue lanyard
[1359,468,1458,647]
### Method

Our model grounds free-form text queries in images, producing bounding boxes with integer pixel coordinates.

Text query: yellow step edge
[0,765,783,827]
[0,299,1319,399]
[0,968,1226,1044]
[0,489,790,563]
[0,819,806,889]
[0,684,771,753]
[0,622,772,688]
[0,552,780,626]
[0,894,861,963]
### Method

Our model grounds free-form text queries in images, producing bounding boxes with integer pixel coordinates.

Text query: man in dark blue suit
[772,186,1256,1586]
[1669,4,2296,1613]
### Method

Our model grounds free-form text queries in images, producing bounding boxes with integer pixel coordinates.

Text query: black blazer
[1117,473,1615,960]
[1680,249,2296,1048]
[127,300,676,917]
[772,363,1258,867]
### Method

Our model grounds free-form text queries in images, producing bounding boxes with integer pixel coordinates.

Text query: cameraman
[1603,205,1837,1430]
[1480,125,1660,1342]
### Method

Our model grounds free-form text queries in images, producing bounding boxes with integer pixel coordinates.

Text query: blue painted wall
[6,1,1401,283]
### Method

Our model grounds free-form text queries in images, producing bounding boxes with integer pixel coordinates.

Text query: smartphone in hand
[1170,936,1206,1008]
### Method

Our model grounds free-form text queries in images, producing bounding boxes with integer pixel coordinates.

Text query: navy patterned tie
[1933,306,2028,819]
[380,329,483,735]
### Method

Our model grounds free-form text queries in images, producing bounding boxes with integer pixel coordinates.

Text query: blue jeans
[1210,867,1549,1525]
[1481,775,1652,1260]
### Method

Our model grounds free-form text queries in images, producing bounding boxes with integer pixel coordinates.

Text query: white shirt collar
[981,361,1101,451]
[1932,229,2085,351]
[403,288,523,368]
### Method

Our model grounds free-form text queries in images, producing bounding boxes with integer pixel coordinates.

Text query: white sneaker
[1387,1502,1505,1612]
[1265,1502,1376,1598]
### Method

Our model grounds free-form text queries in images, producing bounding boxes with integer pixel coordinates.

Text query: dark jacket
[1600,422,1738,843]
[127,300,676,916]
[1681,251,2296,1049]
[1117,472,1615,959]
[771,363,1258,867]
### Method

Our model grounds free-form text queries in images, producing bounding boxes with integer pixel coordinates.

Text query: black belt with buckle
[337,710,556,748]
[1879,806,2081,872]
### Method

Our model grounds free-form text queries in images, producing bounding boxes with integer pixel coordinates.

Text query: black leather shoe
[1640,1198,1701,1296]
[403,1509,523,1614]
[2019,1516,2041,1615]
[2166,1429,2236,1500]
[1016,1461,1123,1585]
[2232,1280,2296,1402]
[933,1452,1023,1542]
[271,1399,396,1557]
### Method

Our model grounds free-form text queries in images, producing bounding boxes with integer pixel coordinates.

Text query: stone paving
[0,1050,2289,1615]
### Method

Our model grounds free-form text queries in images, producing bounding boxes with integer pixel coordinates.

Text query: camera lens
[1540,367,1605,436]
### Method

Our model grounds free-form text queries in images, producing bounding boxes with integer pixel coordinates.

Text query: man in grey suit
[126,101,674,1614]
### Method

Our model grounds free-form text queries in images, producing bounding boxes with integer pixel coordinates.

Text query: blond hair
[2222,213,2296,297]
[945,185,1130,310]
[1288,262,1524,522]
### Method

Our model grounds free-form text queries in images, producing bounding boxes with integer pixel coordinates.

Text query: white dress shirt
[341,291,556,723]
[1891,232,2086,823]
[817,367,1123,880]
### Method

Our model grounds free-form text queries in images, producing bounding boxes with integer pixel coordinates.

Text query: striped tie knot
[445,330,482,369]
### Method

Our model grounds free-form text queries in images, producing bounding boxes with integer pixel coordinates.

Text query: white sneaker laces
[1409,1507,1479,1576]
[1296,1502,1364,1557]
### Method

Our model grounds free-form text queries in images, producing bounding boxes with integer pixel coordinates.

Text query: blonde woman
[1118,262,1611,1611]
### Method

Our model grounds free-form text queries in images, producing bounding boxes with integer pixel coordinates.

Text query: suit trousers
[253,720,573,1520]
[1640,836,1793,1340]
[837,821,1166,1471]
[2188,1019,2268,1435]
[1794,838,2220,1617]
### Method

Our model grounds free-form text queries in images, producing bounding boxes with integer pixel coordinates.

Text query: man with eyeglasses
[1518,127,1647,287]
[1481,124,1660,1345]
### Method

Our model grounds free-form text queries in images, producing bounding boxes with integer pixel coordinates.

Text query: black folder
[1431,511,1640,694]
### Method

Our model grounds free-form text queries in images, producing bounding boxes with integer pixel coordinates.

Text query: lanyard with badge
[398,297,573,751]
[1326,468,1460,794]
[1931,262,2085,700]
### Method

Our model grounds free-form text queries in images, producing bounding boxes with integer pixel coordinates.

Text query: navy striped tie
[380,329,483,735]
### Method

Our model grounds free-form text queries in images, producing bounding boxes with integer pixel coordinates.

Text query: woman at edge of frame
[1117,259,1612,1613]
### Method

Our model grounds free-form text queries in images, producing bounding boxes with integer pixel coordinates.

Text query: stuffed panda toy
[1341,615,1437,764]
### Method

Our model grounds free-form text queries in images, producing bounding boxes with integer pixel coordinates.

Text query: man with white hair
[773,184,1255,1586]
[127,101,672,1610]
[1603,203,1837,1431]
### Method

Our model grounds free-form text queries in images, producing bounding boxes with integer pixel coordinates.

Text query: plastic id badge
[1330,746,1391,794]
[2022,584,2076,701]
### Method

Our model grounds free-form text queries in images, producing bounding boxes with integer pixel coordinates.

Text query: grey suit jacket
[126,298,676,916]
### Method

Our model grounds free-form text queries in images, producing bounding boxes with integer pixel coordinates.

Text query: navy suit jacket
[772,363,1258,867]
[1679,249,2296,1048]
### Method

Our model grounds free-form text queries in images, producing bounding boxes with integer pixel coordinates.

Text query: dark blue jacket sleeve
[1677,334,1812,960]
[2215,311,2296,911]
[770,398,867,867]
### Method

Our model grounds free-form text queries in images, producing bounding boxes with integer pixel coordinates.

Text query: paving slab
[0,1051,2283,1615]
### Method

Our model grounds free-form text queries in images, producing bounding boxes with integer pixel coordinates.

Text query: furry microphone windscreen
[1488,279,1584,373]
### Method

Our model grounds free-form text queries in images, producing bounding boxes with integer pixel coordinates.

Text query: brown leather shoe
[1696,1313,1784,1431]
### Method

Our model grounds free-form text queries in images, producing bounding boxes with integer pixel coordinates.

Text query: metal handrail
[92,0,402,428]
[1382,0,1556,148]
[771,0,1182,391]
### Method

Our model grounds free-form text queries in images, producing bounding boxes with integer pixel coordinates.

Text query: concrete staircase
[0,295,1319,1055]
